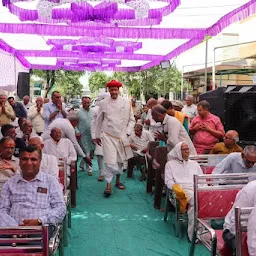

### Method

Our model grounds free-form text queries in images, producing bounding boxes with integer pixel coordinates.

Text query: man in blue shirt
[43,91,68,130]
[7,96,27,118]
[0,146,66,227]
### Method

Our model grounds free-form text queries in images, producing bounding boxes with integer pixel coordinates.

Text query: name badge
[37,187,48,194]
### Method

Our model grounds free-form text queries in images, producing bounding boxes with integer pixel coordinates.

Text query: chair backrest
[235,207,253,256]
[194,174,256,220]
[0,226,49,255]
[148,141,159,158]
[190,154,227,174]
[57,157,68,193]
[154,146,168,172]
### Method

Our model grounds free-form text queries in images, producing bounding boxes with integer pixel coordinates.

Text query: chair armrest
[49,224,61,254]
[146,152,152,161]
[70,161,76,170]
[153,159,160,169]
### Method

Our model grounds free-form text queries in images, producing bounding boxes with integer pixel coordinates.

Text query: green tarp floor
[64,160,209,256]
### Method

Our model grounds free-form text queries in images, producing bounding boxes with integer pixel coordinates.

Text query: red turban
[106,80,122,88]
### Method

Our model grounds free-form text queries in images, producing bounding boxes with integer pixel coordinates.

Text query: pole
[212,48,216,90]
[181,66,184,100]
[204,36,208,92]
[163,69,167,97]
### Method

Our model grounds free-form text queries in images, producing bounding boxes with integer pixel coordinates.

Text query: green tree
[31,69,84,99]
[88,72,109,94]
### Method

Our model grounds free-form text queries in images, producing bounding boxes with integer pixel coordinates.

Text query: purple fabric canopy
[0,0,255,72]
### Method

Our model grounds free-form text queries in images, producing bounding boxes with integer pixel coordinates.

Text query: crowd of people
[0,81,255,254]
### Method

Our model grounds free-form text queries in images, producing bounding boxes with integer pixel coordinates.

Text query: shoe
[98,176,104,182]
[88,172,93,176]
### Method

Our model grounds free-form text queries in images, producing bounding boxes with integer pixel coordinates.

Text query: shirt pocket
[35,193,49,208]
[11,193,27,203]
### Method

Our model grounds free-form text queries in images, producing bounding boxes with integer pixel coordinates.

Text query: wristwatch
[37,219,42,225]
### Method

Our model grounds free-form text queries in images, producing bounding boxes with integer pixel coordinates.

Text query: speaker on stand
[17,72,30,100]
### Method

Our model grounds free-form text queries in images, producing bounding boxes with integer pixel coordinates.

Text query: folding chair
[70,161,77,208]
[146,141,159,193]
[153,146,167,209]
[189,154,227,174]
[0,226,51,256]
[190,173,256,256]
[164,188,188,238]
[235,207,253,256]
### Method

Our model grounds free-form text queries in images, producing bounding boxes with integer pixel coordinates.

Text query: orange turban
[106,80,122,88]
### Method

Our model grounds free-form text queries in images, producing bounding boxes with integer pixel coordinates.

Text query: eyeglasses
[223,136,234,141]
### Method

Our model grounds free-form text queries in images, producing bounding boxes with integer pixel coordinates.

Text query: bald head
[224,130,239,148]
[158,97,165,104]
[185,95,194,106]
[50,127,62,143]
[147,98,158,109]
[151,104,167,123]
[23,95,30,105]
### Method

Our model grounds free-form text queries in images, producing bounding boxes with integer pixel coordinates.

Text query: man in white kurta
[91,92,109,182]
[247,206,256,256]
[165,142,202,241]
[152,105,197,155]
[28,136,59,178]
[223,180,256,254]
[41,116,91,166]
[43,128,77,185]
[95,80,135,195]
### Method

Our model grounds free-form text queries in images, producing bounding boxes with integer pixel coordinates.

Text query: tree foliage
[31,69,84,99]
[88,65,191,100]
[88,72,109,94]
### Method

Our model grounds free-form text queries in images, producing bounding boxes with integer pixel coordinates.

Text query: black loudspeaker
[199,87,226,124]
[17,72,30,99]
[225,85,256,143]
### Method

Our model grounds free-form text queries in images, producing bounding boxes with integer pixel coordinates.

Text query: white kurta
[163,115,197,155]
[224,180,256,235]
[247,207,256,256]
[182,104,198,120]
[129,130,154,156]
[41,118,85,158]
[146,109,163,136]
[40,153,59,177]
[95,96,135,165]
[27,105,45,133]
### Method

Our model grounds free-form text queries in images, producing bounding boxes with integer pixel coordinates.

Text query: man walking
[77,96,95,176]
[95,80,135,196]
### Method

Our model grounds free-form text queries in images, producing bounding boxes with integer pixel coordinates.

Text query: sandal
[98,176,104,182]
[104,188,111,196]
[115,183,126,190]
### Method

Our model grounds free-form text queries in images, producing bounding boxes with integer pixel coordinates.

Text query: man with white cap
[95,80,135,196]
[91,92,109,182]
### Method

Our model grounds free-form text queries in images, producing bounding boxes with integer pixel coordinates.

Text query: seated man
[128,124,154,181]
[43,128,77,185]
[247,206,256,256]
[223,180,256,254]
[16,120,37,145]
[1,124,26,157]
[210,130,243,154]
[0,137,19,191]
[212,145,256,177]
[0,146,66,228]
[29,136,59,178]
[165,141,203,241]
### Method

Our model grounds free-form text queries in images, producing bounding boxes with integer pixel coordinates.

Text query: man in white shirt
[223,180,256,254]
[247,206,256,256]
[41,115,91,166]
[22,95,33,112]
[144,98,163,137]
[128,124,154,180]
[28,136,59,177]
[28,97,44,135]
[212,146,256,178]
[182,95,197,120]
[151,105,197,154]
[43,128,77,184]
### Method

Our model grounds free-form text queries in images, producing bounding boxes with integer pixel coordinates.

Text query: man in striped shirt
[0,146,66,227]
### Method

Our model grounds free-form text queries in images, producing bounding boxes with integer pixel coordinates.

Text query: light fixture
[160,60,170,69]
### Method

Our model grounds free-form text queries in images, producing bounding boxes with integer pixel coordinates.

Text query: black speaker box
[224,85,256,143]
[199,87,226,124]
[17,72,30,99]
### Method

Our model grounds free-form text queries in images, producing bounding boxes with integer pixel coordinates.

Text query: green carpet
[64,160,209,256]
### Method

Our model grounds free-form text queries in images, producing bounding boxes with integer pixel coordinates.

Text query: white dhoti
[102,132,133,183]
